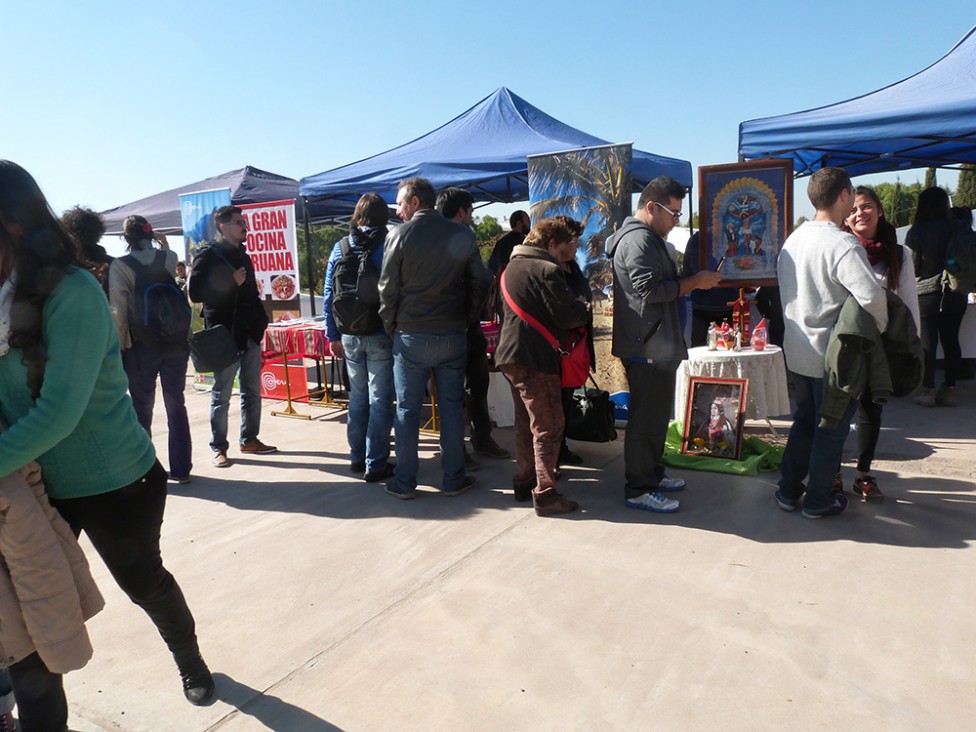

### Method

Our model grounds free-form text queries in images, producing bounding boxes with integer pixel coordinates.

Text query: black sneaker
[472,438,510,459]
[464,451,481,472]
[444,476,477,497]
[558,445,584,465]
[364,464,396,482]
[179,656,215,706]
[775,489,799,512]
[802,494,849,519]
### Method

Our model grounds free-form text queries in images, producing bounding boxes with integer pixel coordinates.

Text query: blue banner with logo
[179,188,232,263]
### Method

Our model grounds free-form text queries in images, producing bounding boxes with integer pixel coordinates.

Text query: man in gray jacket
[378,178,490,499]
[608,177,721,513]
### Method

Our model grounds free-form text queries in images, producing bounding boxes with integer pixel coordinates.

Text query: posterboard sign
[527,143,632,308]
[260,358,308,400]
[528,143,633,395]
[180,188,232,264]
[239,199,300,321]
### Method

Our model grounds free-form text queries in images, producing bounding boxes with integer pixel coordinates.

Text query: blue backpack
[122,250,192,349]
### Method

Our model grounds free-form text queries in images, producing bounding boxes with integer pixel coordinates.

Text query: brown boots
[532,488,579,516]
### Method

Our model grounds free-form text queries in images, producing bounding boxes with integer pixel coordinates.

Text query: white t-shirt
[777,221,888,378]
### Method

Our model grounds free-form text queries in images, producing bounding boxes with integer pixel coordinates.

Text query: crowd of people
[0,159,971,729]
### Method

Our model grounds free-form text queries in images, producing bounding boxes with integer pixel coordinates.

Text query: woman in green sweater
[0,161,214,709]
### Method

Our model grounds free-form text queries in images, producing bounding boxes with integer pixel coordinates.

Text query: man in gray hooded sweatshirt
[607,177,721,513]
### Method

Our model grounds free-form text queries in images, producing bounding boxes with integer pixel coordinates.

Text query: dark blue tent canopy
[300,87,692,204]
[738,26,976,177]
[100,166,355,234]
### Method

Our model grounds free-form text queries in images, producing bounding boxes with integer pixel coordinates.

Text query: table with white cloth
[673,345,792,424]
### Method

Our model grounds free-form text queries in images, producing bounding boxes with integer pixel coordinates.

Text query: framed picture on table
[698,159,793,287]
[681,377,748,460]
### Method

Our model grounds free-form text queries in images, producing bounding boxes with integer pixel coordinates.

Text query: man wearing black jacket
[189,205,275,467]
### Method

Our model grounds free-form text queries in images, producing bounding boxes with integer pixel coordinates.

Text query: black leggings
[917,289,967,388]
[7,652,67,732]
[855,392,884,473]
[51,460,201,669]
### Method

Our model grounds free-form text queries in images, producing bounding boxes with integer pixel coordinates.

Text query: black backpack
[122,250,192,349]
[331,236,382,335]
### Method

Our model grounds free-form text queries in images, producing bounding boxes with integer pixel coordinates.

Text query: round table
[673,345,792,422]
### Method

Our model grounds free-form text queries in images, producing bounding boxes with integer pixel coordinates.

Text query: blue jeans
[123,342,193,478]
[392,330,467,492]
[342,332,395,472]
[778,372,859,512]
[210,338,264,452]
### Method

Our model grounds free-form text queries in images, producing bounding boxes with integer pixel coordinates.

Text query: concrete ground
[52,377,976,731]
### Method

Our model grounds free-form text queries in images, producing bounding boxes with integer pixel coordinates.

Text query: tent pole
[302,197,316,318]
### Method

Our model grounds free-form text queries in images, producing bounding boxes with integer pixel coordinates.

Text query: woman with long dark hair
[839,186,919,498]
[0,161,214,710]
[905,186,970,407]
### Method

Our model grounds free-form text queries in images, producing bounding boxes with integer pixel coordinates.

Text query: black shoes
[472,437,511,459]
[179,656,215,706]
[364,464,396,482]
[558,445,583,466]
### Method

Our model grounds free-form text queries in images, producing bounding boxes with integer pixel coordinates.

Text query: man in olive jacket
[607,177,721,513]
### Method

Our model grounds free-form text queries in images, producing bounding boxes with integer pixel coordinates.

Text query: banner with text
[239,199,300,308]
[179,188,232,264]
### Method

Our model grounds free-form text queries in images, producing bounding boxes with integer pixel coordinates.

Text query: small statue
[707,322,718,350]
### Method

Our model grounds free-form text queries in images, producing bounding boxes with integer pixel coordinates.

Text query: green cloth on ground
[662,421,783,475]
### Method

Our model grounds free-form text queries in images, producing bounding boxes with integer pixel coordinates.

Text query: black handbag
[564,377,618,443]
[189,324,241,373]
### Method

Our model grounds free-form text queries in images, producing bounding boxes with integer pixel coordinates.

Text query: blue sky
[2,1,973,222]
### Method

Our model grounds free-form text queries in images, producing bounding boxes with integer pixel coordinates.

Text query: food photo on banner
[239,199,301,322]
[698,159,793,288]
[527,142,633,395]
[681,376,748,460]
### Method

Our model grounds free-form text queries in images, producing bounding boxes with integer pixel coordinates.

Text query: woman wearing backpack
[109,215,193,483]
[323,193,395,481]
[0,161,214,707]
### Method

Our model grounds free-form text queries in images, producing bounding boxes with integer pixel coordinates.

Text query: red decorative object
[727,289,752,343]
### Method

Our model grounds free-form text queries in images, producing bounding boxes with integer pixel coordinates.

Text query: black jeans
[465,324,493,446]
[917,288,968,388]
[51,460,201,670]
[7,652,67,732]
[622,360,678,497]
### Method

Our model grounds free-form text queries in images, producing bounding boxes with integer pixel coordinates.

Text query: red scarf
[856,235,885,266]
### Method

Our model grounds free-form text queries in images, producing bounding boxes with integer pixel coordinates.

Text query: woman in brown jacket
[495,219,589,515]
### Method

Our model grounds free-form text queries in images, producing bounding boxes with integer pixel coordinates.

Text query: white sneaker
[625,492,680,513]
[657,475,686,492]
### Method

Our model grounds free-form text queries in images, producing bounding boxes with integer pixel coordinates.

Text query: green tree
[795,215,808,228]
[297,224,345,296]
[527,145,631,263]
[473,215,502,244]
[874,179,919,226]
[924,167,937,190]
[956,164,976,207]
[474,215,503,265]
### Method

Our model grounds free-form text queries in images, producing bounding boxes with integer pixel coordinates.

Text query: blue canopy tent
[738,26,976,177]
[100,165,356,235]
[300,87,692,204]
